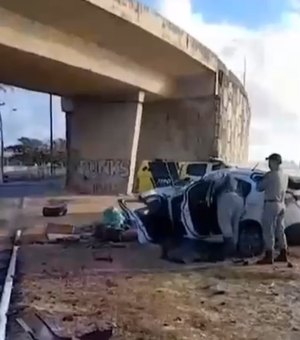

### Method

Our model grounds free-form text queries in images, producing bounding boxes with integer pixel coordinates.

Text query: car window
[288,176,300,190]
[212,163,221,171]
[204,170,226,182]
[149,161,179,186]
[250,173,264,183]
[186,163,207,177]
[211,162,227,171]
[236,179,252,198]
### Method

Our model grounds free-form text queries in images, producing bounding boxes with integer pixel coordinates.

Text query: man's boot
[274,249,288,262]
[257,250,273,265]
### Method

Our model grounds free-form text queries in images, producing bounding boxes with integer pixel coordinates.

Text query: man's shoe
[274,249,288,262]
[257,250,273,265]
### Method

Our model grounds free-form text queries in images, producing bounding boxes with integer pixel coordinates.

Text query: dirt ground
[8,242,300,340]
[4,195,300,339]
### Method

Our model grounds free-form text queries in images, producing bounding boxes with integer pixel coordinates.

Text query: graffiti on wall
[78,159,129,178]
[73,159,130,194]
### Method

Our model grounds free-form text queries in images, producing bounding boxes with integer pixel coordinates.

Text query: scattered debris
[108,242,127,249]
[62,315,73,322]
[94,224,122,242]
[46,223,79,243]
[16,318,37,339]
[93,254,113,262]
[105,278,118,288]
[119,228,137,242]
[210,283,228,296]
[16,311,113,340]
[94,223,137,243]
[17,313,71,340]
[79,329,113,340]
[42,201,67,217]
[102,207,127,231]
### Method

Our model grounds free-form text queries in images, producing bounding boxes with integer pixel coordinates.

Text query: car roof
[228,167,265,176]
[203,167,265,180]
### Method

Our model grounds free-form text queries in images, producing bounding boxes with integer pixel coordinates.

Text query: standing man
[217,174,244,257]
[256,153,288,264]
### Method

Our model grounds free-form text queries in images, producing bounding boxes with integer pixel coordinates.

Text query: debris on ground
[42,200,68,217]
[8,194,300,339]
[11,256,300,340]
[93,254,113,262]
[16,310,113,339]
[46,223,79,243]
[102,207,127,231]
[166,238,227,264]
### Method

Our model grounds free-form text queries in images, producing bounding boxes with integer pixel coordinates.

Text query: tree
[17,137,44,150]
[6,136,66,166]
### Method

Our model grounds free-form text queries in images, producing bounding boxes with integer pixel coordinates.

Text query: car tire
[238,220,264,258]
[42,204,67,217]
[285,223,300,246]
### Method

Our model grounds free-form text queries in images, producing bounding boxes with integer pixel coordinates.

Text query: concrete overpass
[0,0,251,194]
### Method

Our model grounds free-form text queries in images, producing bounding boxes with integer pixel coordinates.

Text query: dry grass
[17,264,300,340]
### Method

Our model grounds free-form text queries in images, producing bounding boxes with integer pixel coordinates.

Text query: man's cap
[265,153,282,164]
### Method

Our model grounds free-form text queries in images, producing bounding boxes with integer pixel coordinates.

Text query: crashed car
[119,168,300,258]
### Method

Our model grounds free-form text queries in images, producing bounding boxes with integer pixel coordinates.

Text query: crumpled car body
[119,168,300,258]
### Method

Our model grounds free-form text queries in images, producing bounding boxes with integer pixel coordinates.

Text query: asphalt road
[0,178,65,198]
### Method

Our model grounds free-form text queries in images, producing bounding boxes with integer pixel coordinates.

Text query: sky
[1,0,300,161]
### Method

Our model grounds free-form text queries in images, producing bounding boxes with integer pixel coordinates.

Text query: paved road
[0,178,65,198]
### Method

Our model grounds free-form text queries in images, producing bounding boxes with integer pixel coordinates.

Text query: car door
[181,178,217,238]
[284,178,300,229]
[236,173,264,224]
[148,160,179,188]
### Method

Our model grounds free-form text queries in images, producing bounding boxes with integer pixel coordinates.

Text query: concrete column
[63,92,144,195]
[137,95,218,165]
[126,91,144,194]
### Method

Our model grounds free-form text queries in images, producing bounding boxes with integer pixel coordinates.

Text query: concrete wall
[136,70,250,167]
[215,71,250,163]
[137,96,217,165]
[67,96,143,195]
[65,77,250,195]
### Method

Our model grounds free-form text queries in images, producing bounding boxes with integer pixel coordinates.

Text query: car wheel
[238,220,264,258]
[285,223,300,246]
[42,204,68,217]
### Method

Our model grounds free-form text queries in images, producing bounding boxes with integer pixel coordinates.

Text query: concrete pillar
[137,95,218,166]
[63,92,144,195]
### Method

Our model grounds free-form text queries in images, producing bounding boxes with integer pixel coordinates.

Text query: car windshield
[149,161,179,184]
[186,163,207,177]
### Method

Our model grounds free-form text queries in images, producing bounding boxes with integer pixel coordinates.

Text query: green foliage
[5,136,66,166]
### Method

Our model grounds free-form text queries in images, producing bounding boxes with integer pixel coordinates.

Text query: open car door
[148,160,180,188]
[181,178,221,239]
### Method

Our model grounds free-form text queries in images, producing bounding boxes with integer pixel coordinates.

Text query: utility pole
[49,94,54,176]
[0,86,16,182]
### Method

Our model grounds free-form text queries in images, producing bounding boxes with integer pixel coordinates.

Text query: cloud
[157,0,300,161]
